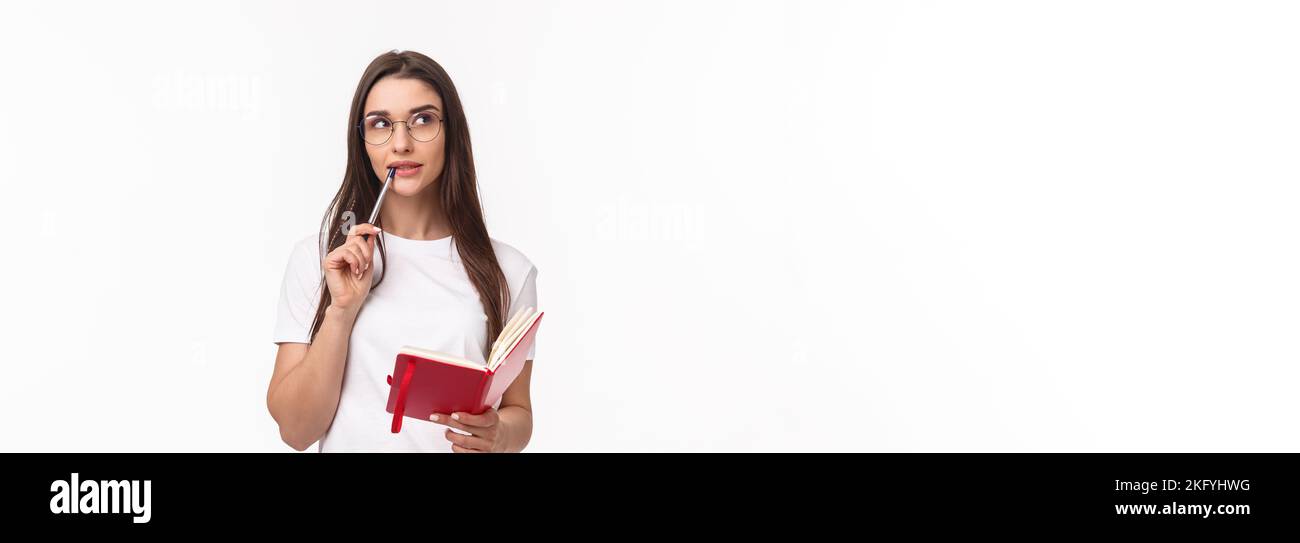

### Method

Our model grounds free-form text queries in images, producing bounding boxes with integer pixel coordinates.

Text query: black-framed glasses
[358,111,443,145]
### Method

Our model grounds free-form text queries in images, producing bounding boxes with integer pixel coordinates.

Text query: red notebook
[385,306,543,433]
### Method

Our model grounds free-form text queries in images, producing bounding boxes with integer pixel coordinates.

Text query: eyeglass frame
[356,110,444,146]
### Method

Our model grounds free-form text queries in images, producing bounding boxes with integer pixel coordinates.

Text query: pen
[363,167,396,242]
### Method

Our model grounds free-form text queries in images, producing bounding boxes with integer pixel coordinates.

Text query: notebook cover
[384,312,543,431]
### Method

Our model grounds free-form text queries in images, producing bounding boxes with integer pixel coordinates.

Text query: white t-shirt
[272,231,538,452]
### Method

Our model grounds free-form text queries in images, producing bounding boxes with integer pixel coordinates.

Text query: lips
[387,161,423,178]
[387,161,422,171]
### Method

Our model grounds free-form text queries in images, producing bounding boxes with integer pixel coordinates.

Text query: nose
[390,122,413,153]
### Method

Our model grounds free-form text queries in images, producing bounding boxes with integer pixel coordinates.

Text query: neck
[379,189,452,240]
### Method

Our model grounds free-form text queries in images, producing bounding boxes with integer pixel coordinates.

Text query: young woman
[267,50,538,453]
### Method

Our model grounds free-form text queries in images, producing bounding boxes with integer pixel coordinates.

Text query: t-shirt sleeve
[507,264,539,360]
[273,239,324,344]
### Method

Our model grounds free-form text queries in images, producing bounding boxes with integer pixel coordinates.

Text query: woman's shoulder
[490,237,537,278]
[293,233,323,255]
[286,233,326,267]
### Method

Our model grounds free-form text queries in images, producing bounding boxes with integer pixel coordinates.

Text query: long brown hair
[308,50,510,356]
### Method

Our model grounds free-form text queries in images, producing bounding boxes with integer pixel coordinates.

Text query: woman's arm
[266,223,380,451]
[266,305,359,451]
[496,360,535,452]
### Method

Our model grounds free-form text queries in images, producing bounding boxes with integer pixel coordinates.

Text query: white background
[1,1,1296,451]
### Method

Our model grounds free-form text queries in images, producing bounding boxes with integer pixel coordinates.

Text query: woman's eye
[413,113,434,125]
[368,118,390,129]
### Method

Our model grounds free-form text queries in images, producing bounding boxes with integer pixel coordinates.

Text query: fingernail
[451,414,460,421]
[430,415,440,422]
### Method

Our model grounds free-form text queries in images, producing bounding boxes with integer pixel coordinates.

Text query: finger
[346,236,373,272]
[451,410,498,428]
[345,245,366,276]
[347,223,382,240]
[450,444,479,453]
[334,250,358,276]
[324,251,345,270]
[431,414,493,438]
[444,428,492,451]
[355,238,374,271]
[342,249,360,277]
[324,246,352,270]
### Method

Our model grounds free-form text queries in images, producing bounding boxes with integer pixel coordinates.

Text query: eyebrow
[363,104,441,117]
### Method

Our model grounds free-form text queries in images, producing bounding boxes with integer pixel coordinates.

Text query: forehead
[363,76,443,112]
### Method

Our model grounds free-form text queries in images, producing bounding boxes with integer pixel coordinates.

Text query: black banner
[1,453,1290,533]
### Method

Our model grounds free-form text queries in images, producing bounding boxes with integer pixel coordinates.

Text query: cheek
[424,145,446,178]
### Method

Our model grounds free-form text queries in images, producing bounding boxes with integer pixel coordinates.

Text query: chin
[391,176,434,197]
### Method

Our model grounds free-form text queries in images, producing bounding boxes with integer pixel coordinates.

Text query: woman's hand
[323,223,381,312]
[430,408,502,453]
